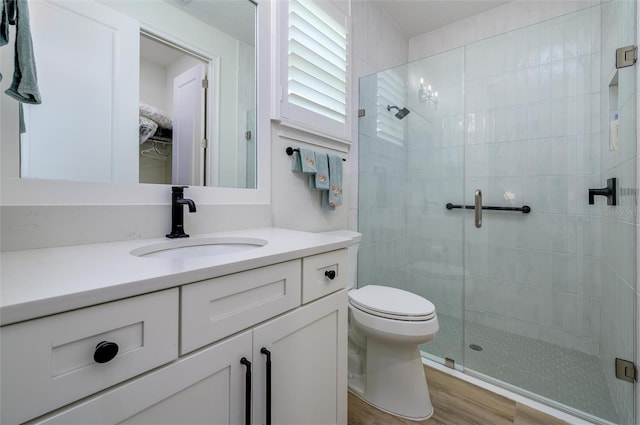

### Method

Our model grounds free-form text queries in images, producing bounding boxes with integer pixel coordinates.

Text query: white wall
[140,59,167,109]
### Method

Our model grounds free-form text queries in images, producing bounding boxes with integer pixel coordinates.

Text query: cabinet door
[33,331,252,425]
[252,290,348,425]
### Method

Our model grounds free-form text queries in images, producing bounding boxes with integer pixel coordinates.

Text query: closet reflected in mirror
[6,0,256,188]
[138,34,209,186]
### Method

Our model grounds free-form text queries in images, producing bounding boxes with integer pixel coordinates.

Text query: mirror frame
[0,0,270,206]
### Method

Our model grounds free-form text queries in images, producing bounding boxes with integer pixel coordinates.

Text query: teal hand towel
[291,147,318,175]
[1,0,11,82]
[309,152,329,190]
[4,0,42,105]
[1,0,9,49]
[291,150,303,172]
[322,154,343,210]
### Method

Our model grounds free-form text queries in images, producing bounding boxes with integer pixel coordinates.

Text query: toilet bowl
[320,230,439,421]
[349,285,438,420]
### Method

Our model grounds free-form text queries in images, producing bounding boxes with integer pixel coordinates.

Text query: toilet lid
[349,285,436,321]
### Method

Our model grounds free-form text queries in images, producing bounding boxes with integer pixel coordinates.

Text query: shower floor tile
[421,314,619,424]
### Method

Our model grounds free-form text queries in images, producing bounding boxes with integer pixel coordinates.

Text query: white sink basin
[130,237,267,259]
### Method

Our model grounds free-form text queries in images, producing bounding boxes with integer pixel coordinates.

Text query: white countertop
[0,228,351,326]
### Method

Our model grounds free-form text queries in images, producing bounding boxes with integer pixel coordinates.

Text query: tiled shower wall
[404,49,465,322]
[357,72,410,290]
[461,6,604,355]
[352,1,409,288]
[363,5,607,356]
[349,0,409,231]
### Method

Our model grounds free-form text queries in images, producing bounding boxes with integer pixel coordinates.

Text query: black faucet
[167,186,197,239]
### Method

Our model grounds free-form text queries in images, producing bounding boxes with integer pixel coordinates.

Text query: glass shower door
[462,3,636,424]
[357,48,467,370]
[405,49,466,368]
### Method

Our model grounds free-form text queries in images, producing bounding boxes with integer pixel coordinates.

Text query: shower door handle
[474,190,482,228]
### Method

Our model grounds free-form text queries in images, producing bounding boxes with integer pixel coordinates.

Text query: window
[279,0,349,141]
[376,69,406,146]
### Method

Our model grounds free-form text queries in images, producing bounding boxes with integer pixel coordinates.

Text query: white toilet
[323,230,439,421]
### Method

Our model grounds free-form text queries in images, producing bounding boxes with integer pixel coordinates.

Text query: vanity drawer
[181,260,302,354]
[302,249,348,303]
[0,288,179,425]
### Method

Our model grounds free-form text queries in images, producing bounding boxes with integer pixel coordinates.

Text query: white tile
[516,69,529,104]
[550,21,565,62]
[526,27,540,67]
[563,15,579,59]
[564,57,578,98]
[550,61,565,100]
[565,95,578,136]
[576,10,593,56]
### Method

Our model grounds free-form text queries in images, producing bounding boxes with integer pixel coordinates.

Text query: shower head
[386,105,410,120]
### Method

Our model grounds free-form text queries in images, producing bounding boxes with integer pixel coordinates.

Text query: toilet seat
[349,285,436,321]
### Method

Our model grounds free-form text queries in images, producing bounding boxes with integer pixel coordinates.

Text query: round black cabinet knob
[325,270,336,280]
[94,341,119,364]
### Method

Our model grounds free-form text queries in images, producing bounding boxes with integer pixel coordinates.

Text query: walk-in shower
[357,2,637,424]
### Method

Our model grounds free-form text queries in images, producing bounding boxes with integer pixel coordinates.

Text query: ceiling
[167,0,256,46]
[374,0,511,39]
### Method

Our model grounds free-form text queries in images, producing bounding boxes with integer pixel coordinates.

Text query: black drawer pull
[240,357,252,425]
[261,348,272,425]
[94,341,119,364]
[325,270,336,280]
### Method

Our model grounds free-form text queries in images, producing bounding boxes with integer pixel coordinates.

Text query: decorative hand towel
[1,0,11,82]
[291,147,318,175]
[310,152,329,190]
[4,0,41,105]
[291,149,303,172]
[1,0,9,53]
[322,154,343,210]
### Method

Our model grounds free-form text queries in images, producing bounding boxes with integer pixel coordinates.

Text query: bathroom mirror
[2,0,256,188]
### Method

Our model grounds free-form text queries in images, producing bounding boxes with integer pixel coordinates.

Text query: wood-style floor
[348,366,570,425]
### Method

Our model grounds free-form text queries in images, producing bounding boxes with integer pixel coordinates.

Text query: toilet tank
[320,230,361,289]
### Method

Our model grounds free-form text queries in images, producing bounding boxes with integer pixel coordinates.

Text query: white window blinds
[286,0,348,126]
[376,69,406,146]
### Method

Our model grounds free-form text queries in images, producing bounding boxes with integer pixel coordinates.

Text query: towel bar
[285,147,346,161]
[446,203,531,213]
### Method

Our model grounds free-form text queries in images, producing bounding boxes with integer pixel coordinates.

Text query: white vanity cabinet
[30,290,347,425]
[2,246,349,425]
